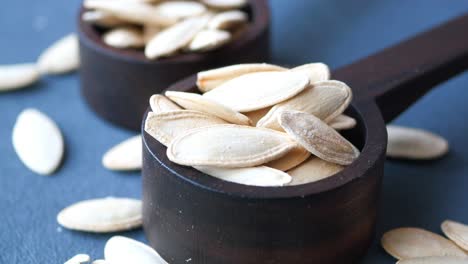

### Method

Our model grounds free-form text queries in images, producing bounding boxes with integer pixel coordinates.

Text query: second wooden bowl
[77,0,270,130]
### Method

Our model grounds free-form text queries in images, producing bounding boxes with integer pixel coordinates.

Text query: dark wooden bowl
[77,0,270,131]
[142,14,468,264]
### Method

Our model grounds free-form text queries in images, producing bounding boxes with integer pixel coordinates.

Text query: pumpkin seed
[201,0,247,9]
[442,220,468,251]
[290,63,330,84]
[145,110,227,146]
[207,10,248,30]
[57,197,142,233]
[0,63,40,92]
[188,29,231,52]
[386,125,449,160]
[265,144,310,171]
[165,91,251,125]
[149,94,181,113]
[64,254,91,264]
[103,27,145,48]
[145,15,210,59]
[195,165,292,186]
[287,157,344,185]
[244,107,271,126]
[203,71,310,112]
[37,33,79,75]
[105,236,168,264]
[381,227,466,260]
[155,1,207,20]
[167,124,297,168]
[102,135,142,171]
[197,63,286,92]
[397,257,468,264]
[92,260,108,264]
[12,109,64,175]
[82,10,126,28]
[279,110,359,165]
[258,80,352,131]
[329,114,357,130]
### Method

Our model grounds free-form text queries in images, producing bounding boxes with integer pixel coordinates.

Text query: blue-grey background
[1,0,467,263]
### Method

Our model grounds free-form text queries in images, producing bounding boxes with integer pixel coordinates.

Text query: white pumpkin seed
[381,227,466,260]
[287,157,344,185]
[188,29,231,52]
[103,27,145,48]
[329,114,357,130]
[155,1,207,20]
[197,63,286,92]
[149,94,181,113]
[145,110,227,146]
[265,144,310,171]
[37,34,79,75]
[244,107,271,126]
[195,165,292,187]
[279,110,360,165]
[165,91,251,125]
[386,125,449,160]
[203,71,310,112]
[0,63,40,92]
[201,0,247,9]
[84,0,177,27]
[167,124,297,168]
[57,197,142,233]
[207,10,248,30]
[64,254,91,264]
[145,15,210,59]
[102,135,142,171]
[105,236,168,264]
[92,260,108,264]
[258,80,352,131]
[397,257,468,264]
[82,10,126,28]
[290,63,330,84]
[12,109,64,175]
[442,220,468,251]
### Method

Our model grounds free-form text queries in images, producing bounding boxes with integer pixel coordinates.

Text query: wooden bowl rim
[142,75,388,199]
[77,0,270,64]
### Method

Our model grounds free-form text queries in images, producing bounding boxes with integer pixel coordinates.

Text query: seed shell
[287,157,344,185]
[0,63,40,92]
[37,33,79,75]
[102,135,142,171]
[265,144,310,171]
[188,29,231,52]
[397,257,468,264]
[442,220,468,251]
[149,94,181,113]
[103,27,145,48]
[329,114,357,130]
[105,236,168,264]
[207,10,248,30]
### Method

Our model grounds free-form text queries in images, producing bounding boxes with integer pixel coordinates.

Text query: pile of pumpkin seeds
[82,0,250,59]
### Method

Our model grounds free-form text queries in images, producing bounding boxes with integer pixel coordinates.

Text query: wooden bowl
[141,15,468,264]
[77,0,270,131]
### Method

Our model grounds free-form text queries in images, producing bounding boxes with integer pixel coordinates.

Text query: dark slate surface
[0,0,467,263]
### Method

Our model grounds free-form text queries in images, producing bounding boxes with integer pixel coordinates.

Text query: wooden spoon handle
[333,13,468,123]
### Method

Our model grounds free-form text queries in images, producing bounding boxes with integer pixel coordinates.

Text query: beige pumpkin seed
[143,25,161,43]
[397,257,468,264]
[64,254,91,264]
[386,125,449,160]
[37,33,79,75]
[195,165,292,187]
[165,91,251,125]
[381,227,466,260]
[12,109,64,175]
[103,27,145,48]
[204,71,310,112]
[279,110,359,165]
[84,0,176,27]
[287,157,344,185]
[102,135,142,171]
[145,15,210,59]
[329,114,357,130]
[258,80,352,131]
[155,1,207,20]
[145,110,227,146]
[442,220,468,251]
[265,144,310,171]
[290,63,330,84]
[207,10,248,30]
[149,94,181,113]
[0,63,40,92]
[82,10,126,28]
[196,63,287,92]
[201,0,247,9]
[57,197,142,233]
[188,29,231,52]
[105,236,168,264]
[244,107,271,126]
[167,124,296,168]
